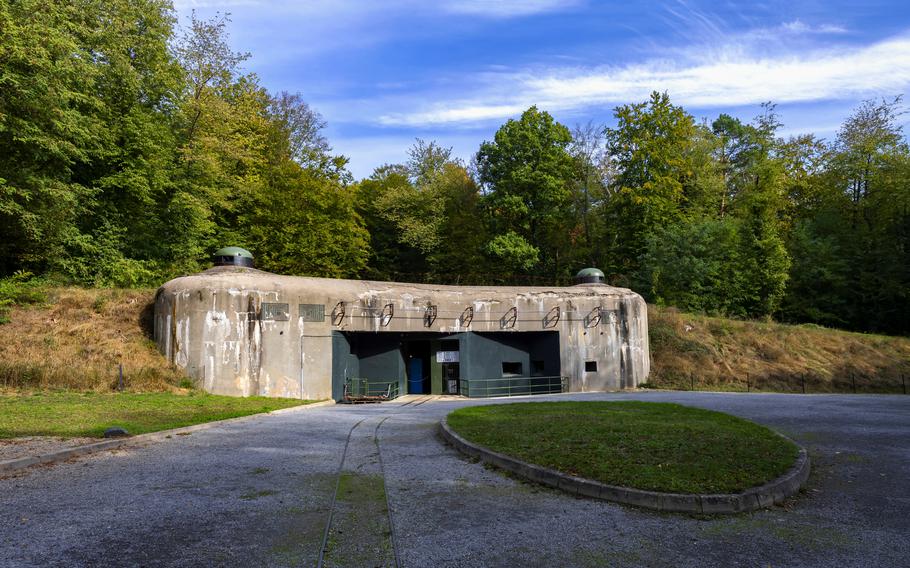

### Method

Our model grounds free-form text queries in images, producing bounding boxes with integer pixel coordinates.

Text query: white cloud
[780,20,848,35]
[441,0,581,18]
[377,33,910,127]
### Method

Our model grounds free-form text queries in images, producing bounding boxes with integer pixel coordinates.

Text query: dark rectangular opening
[585,361,598,372]
[502,361,523,377]
[405,340,431,394]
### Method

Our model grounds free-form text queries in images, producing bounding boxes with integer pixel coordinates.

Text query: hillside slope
[648,306,910,393]
[1,288,907,393]
[0,288,183,391]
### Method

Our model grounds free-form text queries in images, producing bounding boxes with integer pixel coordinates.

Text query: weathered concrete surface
[153,267,649,399]
[1,392,908,567]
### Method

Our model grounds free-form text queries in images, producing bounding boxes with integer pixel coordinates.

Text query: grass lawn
[0,391,319,439]
[447,401,799,494]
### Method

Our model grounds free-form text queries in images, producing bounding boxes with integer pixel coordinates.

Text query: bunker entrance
[331,331,562,401]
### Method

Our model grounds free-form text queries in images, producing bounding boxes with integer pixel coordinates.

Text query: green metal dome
[575,267,605,278]
[574,267,605,285]
[214,246,253,259]
[213,246,254,267]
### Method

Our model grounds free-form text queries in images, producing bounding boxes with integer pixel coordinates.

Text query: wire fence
[459,375,567,398]
[645,371,909,395]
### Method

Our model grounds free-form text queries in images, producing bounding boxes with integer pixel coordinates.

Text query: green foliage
[356,140,487,282]
[0,2,368,285]
[603,92,719,276]
[642,219,745,315]
[486,231,540,272]
[0,272,47,324]
[477,106,575,276]
[1,4,907,335]
[241,164,369,277]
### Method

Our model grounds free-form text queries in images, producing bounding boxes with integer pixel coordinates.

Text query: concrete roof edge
[156,267,644,299]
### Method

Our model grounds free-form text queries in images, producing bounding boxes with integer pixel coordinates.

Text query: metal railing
[459,375,566,398]
[343,378,400,402]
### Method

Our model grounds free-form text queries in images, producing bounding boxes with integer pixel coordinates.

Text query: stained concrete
[2,392,908,567]
[153,267,649,399]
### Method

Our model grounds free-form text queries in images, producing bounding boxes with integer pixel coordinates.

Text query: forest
[1,0,908,335]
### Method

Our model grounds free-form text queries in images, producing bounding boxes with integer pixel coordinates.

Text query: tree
[568,122,609,266]
[356,140,487,281]
[821,97,910,332]
[0,0,186,285]
[725,104,791,317]
[603,91,713,277]
[0,0,103,274]
[641,218,745,315]
[240,163,368,277]
[167,11,266,269]
[268,91,349,182]
[476,106,574,276]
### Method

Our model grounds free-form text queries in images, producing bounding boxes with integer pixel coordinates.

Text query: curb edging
[439,417,810,514]
[0,399,335,475]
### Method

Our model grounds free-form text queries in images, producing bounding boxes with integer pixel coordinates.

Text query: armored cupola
[213,246,254,268]
[574,267,605,285]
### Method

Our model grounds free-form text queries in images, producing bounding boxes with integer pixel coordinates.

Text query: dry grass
[2,287,907,395]
[648,306,910,393]
[0,288,184,392]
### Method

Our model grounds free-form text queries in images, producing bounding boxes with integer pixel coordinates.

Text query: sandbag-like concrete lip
[0,400,335,476]
[438,416,810,514]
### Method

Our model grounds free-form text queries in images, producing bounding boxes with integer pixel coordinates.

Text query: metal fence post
[746,373,750,393]
[690,374,695,391]
[851,373,856,393]
[802,375,806,394]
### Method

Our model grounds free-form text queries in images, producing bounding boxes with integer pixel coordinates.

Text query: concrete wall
[154,266,650,400]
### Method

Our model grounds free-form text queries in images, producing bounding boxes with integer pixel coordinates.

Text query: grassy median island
[0,392,317,439]
[447,401,799,494]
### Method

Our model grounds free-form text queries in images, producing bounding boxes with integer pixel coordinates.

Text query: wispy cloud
[377,32,910,127]
[441,0,581,18]
[779,20,848,35]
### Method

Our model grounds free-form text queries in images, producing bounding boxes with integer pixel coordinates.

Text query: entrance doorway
[442,362,460,394]
[404,340,430,394]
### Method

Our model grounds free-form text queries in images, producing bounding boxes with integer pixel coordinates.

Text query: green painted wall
[331,332,359,400]
[331,332,405,400]
[430,339,442,395]
[459,331,561,397]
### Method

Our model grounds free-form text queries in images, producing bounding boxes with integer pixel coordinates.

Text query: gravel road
[1,391,908,567]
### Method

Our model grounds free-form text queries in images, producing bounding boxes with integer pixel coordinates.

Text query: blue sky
[174,0,910,179]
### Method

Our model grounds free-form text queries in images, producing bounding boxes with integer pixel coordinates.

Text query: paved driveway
[1,392,908,567]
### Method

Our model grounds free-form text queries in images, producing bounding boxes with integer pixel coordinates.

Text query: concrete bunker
[153,254,650,401]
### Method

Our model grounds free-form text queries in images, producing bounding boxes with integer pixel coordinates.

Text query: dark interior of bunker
[332,331,562,400]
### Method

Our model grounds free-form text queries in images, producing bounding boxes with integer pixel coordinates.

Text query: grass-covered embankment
[0,392,316,438]
[648,306,910,393]
[0,287,183,391]
[0,287,319,439]
[2,284,908,395]
[447,401,798,494]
